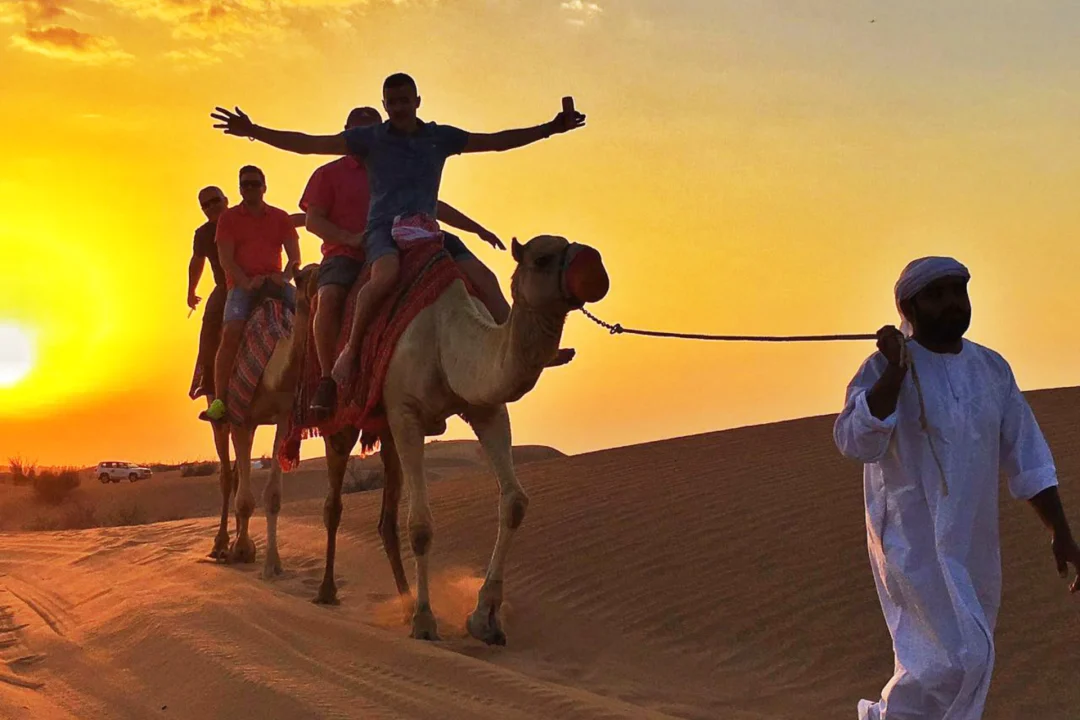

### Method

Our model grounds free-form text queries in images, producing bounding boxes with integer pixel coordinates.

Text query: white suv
[96,461,152,483]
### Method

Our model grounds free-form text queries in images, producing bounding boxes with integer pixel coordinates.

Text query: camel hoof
[227,536,257,564]
[261,555,283,579]
[466,609,506,646]
[313,581,339,605]
[410,627,440,642]
[410,606,440,641]
[209,533,230,560]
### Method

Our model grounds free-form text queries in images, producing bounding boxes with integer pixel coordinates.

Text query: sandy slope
[1,391,1078,719]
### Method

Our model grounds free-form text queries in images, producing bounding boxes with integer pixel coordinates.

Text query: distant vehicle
[96,461,152,483]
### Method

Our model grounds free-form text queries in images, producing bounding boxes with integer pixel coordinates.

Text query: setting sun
[0,323,34,388]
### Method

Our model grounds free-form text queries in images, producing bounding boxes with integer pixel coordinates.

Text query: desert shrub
[102,504,148,527]
[24,501,164,531]
[32,467,81,505]
[343,459,384,494]
[180,461,219,477]
[24,501,98,531]
[56,502,98,529]
[8,456,35,486]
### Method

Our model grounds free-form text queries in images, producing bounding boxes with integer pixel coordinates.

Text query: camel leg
[314,428,358,605]
[209,422,233,560]
[377,431,413,623]
[261,421,287,579]
[228,424,258,564]
[387,409,438,641]
[466,405,528,646]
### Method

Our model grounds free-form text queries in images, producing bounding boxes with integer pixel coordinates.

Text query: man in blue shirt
[211,73,584,395]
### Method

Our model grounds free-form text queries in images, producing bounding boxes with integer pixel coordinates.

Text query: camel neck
[267,293,314,393]
[481,303,565,404]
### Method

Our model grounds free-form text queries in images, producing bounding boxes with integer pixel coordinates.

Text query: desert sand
[1,391,1078,719]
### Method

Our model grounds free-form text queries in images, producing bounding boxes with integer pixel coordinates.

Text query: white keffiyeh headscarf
[893,256,970,336]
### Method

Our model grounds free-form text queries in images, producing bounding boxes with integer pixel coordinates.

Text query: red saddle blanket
[277,241,476,470]
[225,297,294,426]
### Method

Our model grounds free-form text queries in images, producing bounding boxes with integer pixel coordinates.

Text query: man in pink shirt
[300,106,515,419]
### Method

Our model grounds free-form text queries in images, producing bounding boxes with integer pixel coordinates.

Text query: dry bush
[32,467,81,505]
[343,458,384,494]
[24,501,97,531]
[102,504,148,527]
[181,461,219,478]
[8,456,35,486]
[22,501,175,531]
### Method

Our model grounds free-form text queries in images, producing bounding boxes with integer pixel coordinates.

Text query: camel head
[510,235,609,314]
[292,263,321,314]
[257,262,320,394]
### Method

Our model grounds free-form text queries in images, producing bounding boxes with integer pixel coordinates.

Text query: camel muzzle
[561,243,609,308]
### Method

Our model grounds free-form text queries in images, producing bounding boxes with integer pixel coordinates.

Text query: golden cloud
[560,0,601,26]
[10,24,132,63]
[6,0,444,65]
[17,0,73,23]
[102,0,374,42]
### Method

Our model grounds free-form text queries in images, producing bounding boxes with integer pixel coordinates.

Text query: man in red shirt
[301,106,516,419]
[202,164,301,422]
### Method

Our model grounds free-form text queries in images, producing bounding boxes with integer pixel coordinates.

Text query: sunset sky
[4,1,1080,467]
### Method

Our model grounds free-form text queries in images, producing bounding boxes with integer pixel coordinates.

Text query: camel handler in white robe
[833,256,1080,720]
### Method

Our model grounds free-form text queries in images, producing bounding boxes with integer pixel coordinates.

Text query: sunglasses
[240,181,264,190]
[200,196,224,210]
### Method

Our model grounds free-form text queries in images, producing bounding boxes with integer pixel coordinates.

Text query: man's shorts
[364,225,476,264]
[201,285,226,338]
[442,231,476,262]
[224,283,296,324]
[317,254,364,289]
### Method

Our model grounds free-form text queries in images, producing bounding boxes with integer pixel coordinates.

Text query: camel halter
[558,242,588,309]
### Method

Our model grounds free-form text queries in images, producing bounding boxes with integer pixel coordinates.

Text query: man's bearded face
[905,275,972,345]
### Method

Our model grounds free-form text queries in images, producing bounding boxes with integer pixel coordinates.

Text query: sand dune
[1,391,1078,719]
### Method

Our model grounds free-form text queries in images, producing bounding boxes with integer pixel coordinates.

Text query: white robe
[833,339,1057,720]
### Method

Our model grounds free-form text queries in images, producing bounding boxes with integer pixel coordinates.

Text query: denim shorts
[317,254,365,289]
[224,282,296,324]
[364,225,476,264]
[442,231,476,262]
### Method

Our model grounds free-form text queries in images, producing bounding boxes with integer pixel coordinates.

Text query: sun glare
[0,323,34,388]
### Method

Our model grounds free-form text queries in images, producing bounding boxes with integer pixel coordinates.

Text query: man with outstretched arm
[298,105,520,418]
[210,72,581,402]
